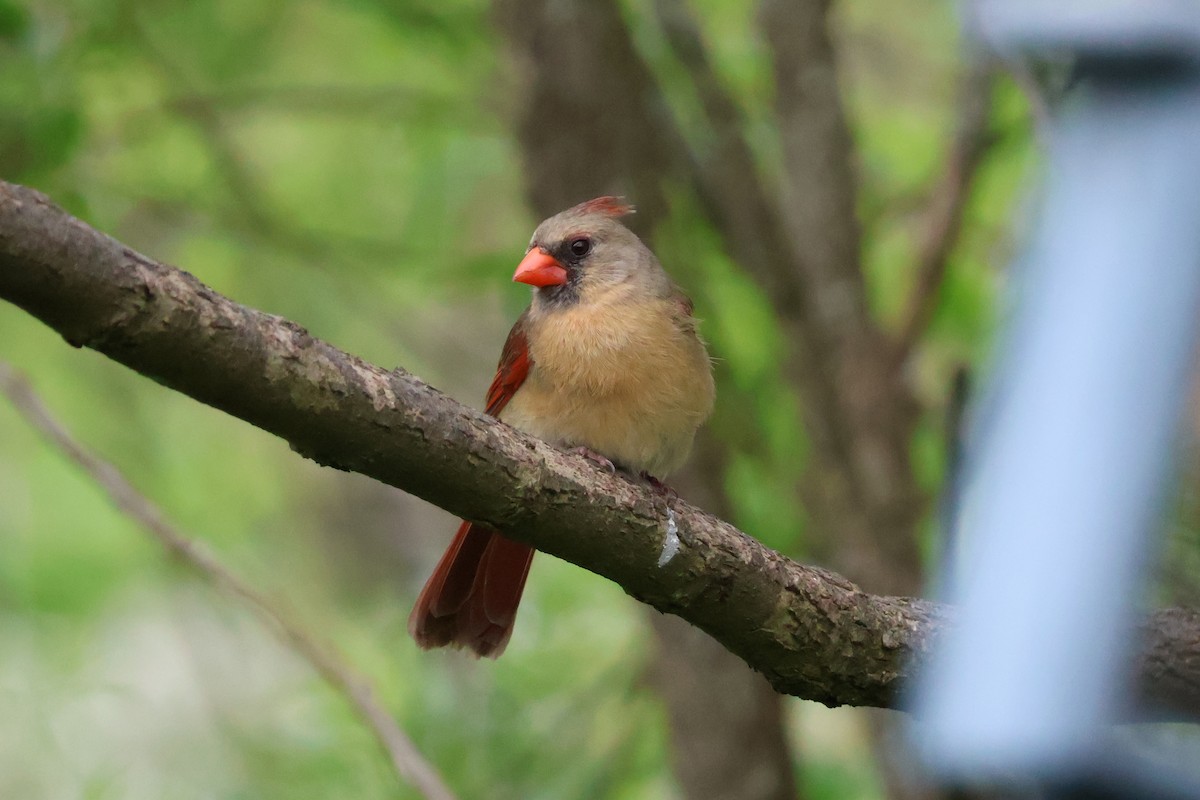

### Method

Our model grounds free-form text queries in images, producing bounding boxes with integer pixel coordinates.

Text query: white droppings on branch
[658,508,680,567]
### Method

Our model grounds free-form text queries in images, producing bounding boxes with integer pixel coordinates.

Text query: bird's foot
[641,473,678,500]
[570,446,617,473]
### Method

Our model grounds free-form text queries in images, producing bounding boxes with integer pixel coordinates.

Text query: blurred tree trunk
[492,1,803,797]
[648,614,798,800]
[649,430,800,800]
[491,0,1000,796]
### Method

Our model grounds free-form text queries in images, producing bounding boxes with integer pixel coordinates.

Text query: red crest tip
[569,196,636,219]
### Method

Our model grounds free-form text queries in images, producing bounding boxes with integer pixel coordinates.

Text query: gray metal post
[915,1,1200,792]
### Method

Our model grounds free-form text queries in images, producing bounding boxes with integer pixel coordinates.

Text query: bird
[408,196,715,658]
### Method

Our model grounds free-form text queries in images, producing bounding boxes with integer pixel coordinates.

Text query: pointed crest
[569,196,635,219]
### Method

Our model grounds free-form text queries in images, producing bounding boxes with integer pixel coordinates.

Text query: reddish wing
[484,311,532,417]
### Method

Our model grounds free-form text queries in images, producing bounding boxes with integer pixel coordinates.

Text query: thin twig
[649,0,876,518]
[650,0,807,305]
[0,362,457,800]
[128,14,410,265]
[1000,56,1054,146]
[893,62,999,364]
[652,0,744,137]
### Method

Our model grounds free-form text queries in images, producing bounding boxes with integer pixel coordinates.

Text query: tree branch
[1,180,1198,718]
[0,361,458,800]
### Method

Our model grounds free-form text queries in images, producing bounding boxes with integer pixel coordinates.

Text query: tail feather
[409,521,535,658]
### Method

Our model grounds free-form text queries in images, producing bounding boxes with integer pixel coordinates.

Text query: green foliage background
[0,0,1031,797]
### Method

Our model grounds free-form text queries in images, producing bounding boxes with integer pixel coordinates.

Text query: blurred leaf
[0,0,29,41]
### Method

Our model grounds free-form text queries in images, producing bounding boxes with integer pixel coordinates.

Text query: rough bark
[2,181,1199,720]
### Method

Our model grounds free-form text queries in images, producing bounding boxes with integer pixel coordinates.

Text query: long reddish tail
[408,521,535,658]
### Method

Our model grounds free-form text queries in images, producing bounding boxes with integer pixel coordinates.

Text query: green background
[0,0,1045,797]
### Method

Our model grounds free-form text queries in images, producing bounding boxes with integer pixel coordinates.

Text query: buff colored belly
[499,301,713,477]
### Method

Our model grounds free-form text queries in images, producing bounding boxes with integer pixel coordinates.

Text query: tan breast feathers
[500,294,714,476]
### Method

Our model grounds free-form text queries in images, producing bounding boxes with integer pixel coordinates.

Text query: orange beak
[513,248,568,287]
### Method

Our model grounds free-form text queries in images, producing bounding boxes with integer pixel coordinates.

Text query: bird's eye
[568,237,591,258]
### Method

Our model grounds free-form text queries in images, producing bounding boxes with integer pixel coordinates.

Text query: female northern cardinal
[408,197,714,657]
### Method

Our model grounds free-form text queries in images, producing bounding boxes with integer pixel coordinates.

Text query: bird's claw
[570,446,617,473]
[641,472,678,500]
